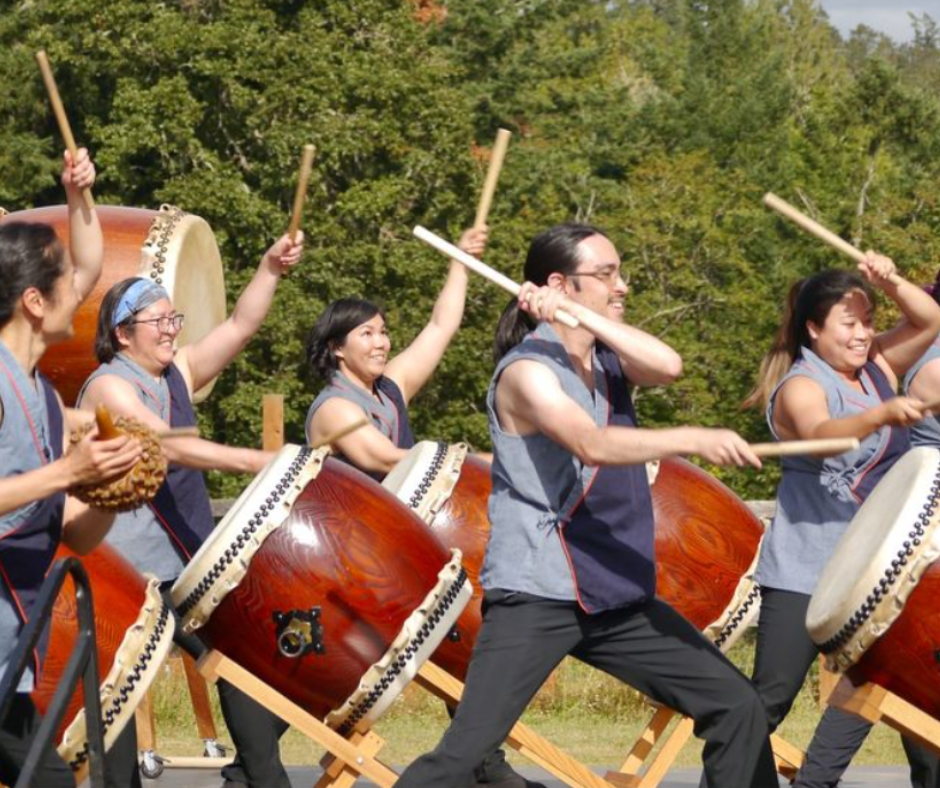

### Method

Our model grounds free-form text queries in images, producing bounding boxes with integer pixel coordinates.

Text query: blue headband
[112,279,170,327]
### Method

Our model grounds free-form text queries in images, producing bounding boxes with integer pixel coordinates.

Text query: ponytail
[493,298,536,363]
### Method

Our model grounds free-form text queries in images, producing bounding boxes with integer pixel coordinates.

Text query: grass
[146,632,905,770]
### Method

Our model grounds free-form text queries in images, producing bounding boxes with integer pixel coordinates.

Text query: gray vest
[904,340,940,448]
[481,323,609,601]
[757,347,904,594]
[0,339,55,692]
[78,355,184,581]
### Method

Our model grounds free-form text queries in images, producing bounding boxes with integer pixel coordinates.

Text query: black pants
[755,588,940,788]
[0,693,74,788]
[158,583,291,788]
[396,590,777,788]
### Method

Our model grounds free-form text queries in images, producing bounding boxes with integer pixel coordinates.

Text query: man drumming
[395,223,778,788]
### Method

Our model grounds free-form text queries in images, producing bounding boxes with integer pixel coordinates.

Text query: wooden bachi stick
[474,129,511,229]
[288,144,316,243]
[750,438,860,458]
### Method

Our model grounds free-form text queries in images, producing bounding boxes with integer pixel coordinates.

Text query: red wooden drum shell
[0,205,226,404]
[32,543,173,777]
[384,445,763,663]
[172,448,472,734]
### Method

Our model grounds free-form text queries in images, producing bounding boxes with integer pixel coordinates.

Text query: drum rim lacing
[817,461,940,664]
[141,205,186,287]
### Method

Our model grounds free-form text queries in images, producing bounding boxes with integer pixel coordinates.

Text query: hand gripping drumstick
[474,129,511,229]
[749,437,860,458]
[35,50,95,212]
[763,193,901,285]
[288,144,316,243]
[414,226,580,329]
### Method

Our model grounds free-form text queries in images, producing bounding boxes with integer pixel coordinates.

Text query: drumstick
[156,427,201,439]
[749,438,860,458]
[413,226,580,329]
[288,144,316,243]
[763,193,901,285]
[309,418,369,451]
[35,50,95,212]
[474,129,511,229]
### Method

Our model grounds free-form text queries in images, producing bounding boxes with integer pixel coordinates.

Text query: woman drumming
[305,226,487,478]
[0,150,142,787]
[77,233,303,788]
[744,254,940,788]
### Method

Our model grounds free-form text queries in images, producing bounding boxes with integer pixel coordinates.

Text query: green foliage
[2,0,939,499]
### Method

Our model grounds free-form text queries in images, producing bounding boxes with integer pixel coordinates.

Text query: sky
[816,0,937,43]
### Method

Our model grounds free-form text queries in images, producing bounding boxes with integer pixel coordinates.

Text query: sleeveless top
[481,322,656,614]
[0,339,65,692]
[305,371,415,479]
[79,355,215,581]
[904,340,940,448]
[757,347,910,594]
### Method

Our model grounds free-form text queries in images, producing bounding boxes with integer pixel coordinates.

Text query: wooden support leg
[829,677,940,757]
[315,730,386,788]
[197,650,399,787]
[135,689,156,751]
[616,706,676,775]
[818,655,839,708]
[181,651,219,742]
[417,661,615,788]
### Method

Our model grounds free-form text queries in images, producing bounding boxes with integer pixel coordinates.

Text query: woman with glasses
[76,233,303,788]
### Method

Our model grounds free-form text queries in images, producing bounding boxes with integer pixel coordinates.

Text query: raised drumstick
[35,50,95,212]
[414,226,580,329]
[309,418,369,451]
[288,144,316,243]
[749,438,860,458]
[763,193,901,285]
[474,129,511,230]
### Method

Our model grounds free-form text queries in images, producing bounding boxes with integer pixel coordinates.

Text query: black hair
[306,298,386,379]
[0,223,66,327]
[493,223,608,363]
[94,278,146,363]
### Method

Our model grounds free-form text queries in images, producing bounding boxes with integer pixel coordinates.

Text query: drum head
[382,442,467,524]
[807,446,940,669]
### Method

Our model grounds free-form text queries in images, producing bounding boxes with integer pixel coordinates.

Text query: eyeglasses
[130,314,185,333]
[568,268,630,287]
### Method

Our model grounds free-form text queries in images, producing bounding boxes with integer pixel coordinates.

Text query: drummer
[304,226,488,478]
[0,150,142,787]
[396,223,779,788]
[742,257,940,787]
[77,233,303,787]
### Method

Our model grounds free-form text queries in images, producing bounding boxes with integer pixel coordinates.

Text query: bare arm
[386,227,487,403]
[772,375,926,442]
[906,355,940,407]
[61,497,116,555]
[81,375,270,474]
[306,397,406,476]
[861,253,940,381]
[62,148,103,302]
[176,233,304,395]
[495,360,760,468]
[517,283,683,387]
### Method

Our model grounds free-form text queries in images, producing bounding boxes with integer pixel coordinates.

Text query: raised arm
[62,148,103,301]
[80,375,270,474]
[385,227,487,403]
[306,397,406,476]
[864,252,940,383]
[176,233,304,395]
[772,374,926,443]
[495,360,760,468]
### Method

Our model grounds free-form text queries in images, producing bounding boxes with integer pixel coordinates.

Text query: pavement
[127,764,910,787]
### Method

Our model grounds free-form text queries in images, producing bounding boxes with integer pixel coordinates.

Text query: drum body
[0,205,226,404]
[808,447,940,716]
[171,445,472,736]
[32,543,174,779]
[383,444,763,660]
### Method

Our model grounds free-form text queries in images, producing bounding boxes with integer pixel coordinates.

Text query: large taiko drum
[383,443,763,658]
[32,543,174,780]
[0,205,227,404]
[807,447,940,716]
[171,445,472,737]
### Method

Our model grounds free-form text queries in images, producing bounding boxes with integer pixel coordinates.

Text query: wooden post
[818,656,839,708]
[263,394,285,451]
[135,690,156,751]
[181,652,219,741]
